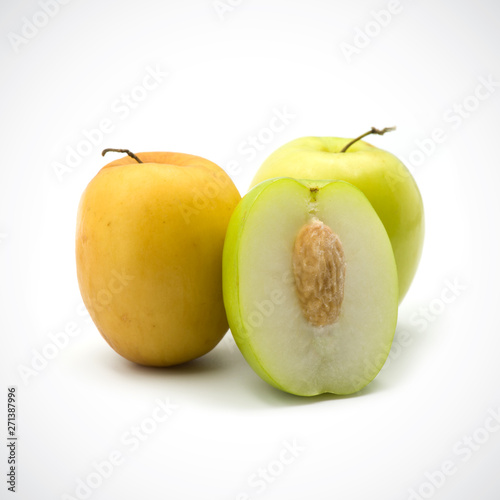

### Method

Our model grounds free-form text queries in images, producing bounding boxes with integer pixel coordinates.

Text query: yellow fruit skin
[76,153,241,366]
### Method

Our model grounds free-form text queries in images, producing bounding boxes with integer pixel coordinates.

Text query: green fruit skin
[223,177,399,396]
[222,179,286,392]
[250,137,425,303]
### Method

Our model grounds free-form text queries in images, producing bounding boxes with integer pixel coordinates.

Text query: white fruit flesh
[233,179,398,396]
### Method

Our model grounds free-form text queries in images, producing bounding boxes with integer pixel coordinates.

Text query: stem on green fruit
[102,148,143,163]
[340,126,396,153]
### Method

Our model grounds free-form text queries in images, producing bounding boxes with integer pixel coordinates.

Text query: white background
[1,1,500,499]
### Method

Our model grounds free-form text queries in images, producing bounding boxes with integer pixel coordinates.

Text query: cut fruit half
[222,178,398,396]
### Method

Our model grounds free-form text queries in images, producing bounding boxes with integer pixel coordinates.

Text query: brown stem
[102,148,143,163]
[340,126,396,153]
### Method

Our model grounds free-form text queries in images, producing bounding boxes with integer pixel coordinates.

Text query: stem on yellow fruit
[102,148,143,163]
[340,126,396,153]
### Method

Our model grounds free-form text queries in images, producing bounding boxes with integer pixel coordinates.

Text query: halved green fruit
[222,178,398,396]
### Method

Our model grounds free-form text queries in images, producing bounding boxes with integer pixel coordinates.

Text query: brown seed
[292,218,346,327]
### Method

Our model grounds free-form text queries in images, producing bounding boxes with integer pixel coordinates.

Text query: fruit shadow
[106,334,391,409]
[249,375,386,406]
[102,338,259,408]
[375,317,430,385]
[248,314,431,406]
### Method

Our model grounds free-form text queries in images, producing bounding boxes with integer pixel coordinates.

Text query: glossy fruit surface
[250,137,424,302]
[76,152,241,366]
[223,178,398,396]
